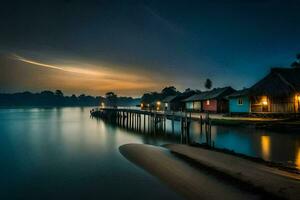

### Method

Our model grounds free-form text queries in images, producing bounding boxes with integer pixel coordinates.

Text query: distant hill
[0,90,140,107]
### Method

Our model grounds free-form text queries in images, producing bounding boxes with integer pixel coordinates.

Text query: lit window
[238,98,243,105]
[206,100,210,105]
[261,96,268,106]
[165,103,168,107]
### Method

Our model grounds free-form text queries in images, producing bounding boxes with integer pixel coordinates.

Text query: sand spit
[165,144,300,200]
[119,144,261,200]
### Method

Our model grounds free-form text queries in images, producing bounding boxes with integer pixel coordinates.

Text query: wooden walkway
[90,107,212,145]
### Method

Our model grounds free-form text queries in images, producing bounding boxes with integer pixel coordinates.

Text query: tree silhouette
[184,88,191,93]
[204,79,212,90]
[291,53,300,68]
[105,92,118,107]
[55,90,64,97]
[161,86,178,97]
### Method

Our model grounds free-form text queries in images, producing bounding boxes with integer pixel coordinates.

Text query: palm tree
[204,79,212,90]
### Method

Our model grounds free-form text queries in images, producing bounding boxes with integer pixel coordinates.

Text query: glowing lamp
[156,101,161,106]
[101,102,105,107]
[141,103,144,108]
[206,100,210,105]
[297,95,300,101]
[261,96,268,106]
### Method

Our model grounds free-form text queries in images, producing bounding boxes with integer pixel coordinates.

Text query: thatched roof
[183,87,235,102]
[250,67,300,97]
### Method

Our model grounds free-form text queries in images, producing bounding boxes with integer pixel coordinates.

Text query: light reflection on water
[0,107,181,200]
[174,120,300,169]
[1,107,300,200]
[154,117,300,168]
[261,136,271,161]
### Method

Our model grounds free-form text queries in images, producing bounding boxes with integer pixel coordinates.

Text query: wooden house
[162,95,176,111]
[227,89,251,113]
[183,94,203,111]
[249,67,300,113]
[183,87,236,113]
[163,91,196,111]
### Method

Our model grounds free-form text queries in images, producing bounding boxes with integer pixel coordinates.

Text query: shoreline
[120,143,300,200]
[190,142,300,173]
[119,144,261,200]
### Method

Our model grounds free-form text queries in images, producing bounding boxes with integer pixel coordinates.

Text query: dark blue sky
[0,0,299,96]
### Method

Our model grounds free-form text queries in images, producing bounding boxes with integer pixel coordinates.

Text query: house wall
[250,95,298,113]
[164,102,170,111]
[186,101,201,111]
[270,96,295,113]
[229,97,250,113]
[203,99,217,112]
[193,101,201,110]
[218,99,230,113]
[186,102,193,110]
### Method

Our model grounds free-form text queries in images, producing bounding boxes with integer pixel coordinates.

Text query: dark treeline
[0,90,140,107]
[141,86,200,104]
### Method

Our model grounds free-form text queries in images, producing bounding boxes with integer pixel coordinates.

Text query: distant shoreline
[0,105,95,109]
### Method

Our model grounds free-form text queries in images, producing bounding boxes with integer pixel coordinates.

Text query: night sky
[1,0,300,96]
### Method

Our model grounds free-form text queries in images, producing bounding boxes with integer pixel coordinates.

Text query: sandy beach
[120,143,300,200]
[119,144,261,200]
[165,144,300,200]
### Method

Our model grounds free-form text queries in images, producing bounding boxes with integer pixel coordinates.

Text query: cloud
[8,53,166,95]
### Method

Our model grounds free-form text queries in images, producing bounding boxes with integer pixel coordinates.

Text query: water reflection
[261,136,271,161]
[0,107,181,200]
[296,148,300,169]
[0,107,300,200]
[161,120,300,168]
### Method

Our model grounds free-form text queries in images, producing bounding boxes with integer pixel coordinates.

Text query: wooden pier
[90,108,212,145]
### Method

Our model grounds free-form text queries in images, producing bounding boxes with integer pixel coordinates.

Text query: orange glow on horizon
[12,54,167,95]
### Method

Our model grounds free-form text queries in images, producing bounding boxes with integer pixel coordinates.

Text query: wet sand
[165,144,300,200]
[119,143,260,200]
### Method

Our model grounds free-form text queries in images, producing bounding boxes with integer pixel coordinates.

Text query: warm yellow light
[206,100,210,105]
[101,102,105,107]
[297,95,300,101]
[141,103,144,108]
[261,96,268,105]
[261,135,270,160]
[156,101,161,106]
[295,148,300,170]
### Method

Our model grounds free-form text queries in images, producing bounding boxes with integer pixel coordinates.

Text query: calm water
[166,119,300,169]
[1,108,300,199]
[0,107,181,200]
